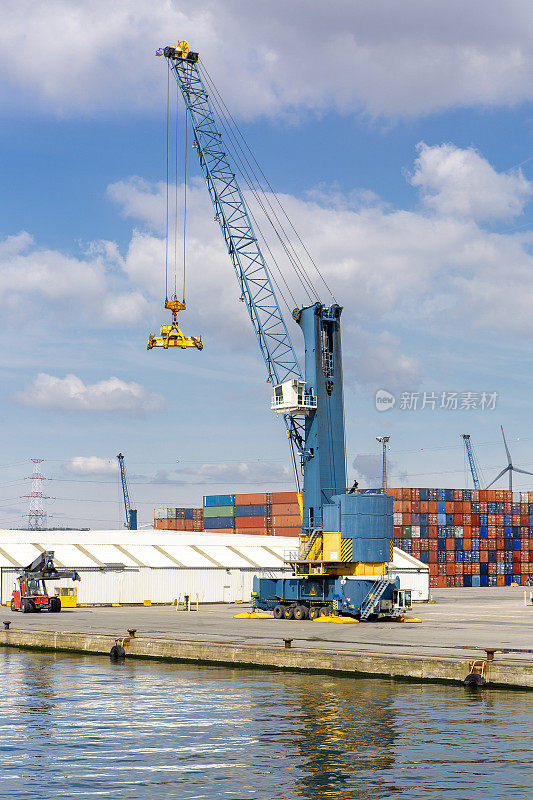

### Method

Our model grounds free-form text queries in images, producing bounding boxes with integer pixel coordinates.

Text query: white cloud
[344,328,420,392]
[152,461,292,486]
[13,373,165,415]
[411,142,532,221]
[66,456,118,475]
[0,231,151,326]
[1,1,533,118]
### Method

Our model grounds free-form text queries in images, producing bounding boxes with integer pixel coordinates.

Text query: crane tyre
[48,597,61,613]
[284,606,295,620]
[10,599,16,612]
[273,605,284,619]
[21,599,30,614]
[293,605,307,621]
[320,605,333,617]
[308,607,320,621]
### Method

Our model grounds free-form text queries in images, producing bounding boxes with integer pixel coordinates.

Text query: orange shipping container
[235,516,268,528]
[271,503,301,516]
[273,527,300,537]
[270,491,298,504]
[234,493,269,506]
[272,515,301,527]
[428,501,437,513]
[233,527,269,535]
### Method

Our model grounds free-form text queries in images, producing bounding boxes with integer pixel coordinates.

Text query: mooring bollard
[3,621,10,630]
[283,638,293,649]
[127,629,136,638]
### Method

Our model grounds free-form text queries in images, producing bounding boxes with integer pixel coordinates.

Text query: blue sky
[2,0,533,528]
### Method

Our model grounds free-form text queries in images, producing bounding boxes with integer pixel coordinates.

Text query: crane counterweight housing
[159,43,410,620]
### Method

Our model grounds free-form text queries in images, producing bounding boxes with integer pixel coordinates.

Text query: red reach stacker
[11,551,80,613]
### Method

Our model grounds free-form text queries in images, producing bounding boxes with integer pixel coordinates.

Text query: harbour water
[1,650,532,799]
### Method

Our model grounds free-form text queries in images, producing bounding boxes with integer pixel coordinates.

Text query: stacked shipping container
[154,507,203,531]
[204,491,302,535]
[387,487,533,588]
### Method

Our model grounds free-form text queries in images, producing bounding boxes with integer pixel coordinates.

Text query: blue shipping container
[204,494,235,507]
[203,517,235,529]
[235,504,269,517]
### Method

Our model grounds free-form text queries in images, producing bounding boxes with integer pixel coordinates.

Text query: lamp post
[376,436,390,490]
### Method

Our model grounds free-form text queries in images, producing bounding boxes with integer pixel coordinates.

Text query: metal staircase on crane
[359,573,392,620]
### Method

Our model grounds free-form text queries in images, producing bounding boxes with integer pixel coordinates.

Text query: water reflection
[1,652,533,800]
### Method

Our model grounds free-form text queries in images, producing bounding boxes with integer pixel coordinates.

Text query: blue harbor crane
[117,453,137,530]
[462,434,481,490]
[148,42,411,620]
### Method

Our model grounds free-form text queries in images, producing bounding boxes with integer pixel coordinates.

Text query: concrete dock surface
[3,587,533,688]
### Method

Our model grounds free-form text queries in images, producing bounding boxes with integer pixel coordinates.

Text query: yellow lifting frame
[147,300,203,351]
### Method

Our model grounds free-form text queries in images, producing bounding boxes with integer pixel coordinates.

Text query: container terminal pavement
[4,588,533,688]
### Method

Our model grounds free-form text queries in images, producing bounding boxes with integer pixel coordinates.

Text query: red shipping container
[446,551,455,562]
[429,551,438,563]
[446,538,455,550]
[497,575,505,586]
[393,526,402,537]
[271,491,298,504]
[479,490,487,501]
[454,513,463,525]
[428,501,437,513]
[471,514,480,526]
[497,538,505,549]
[394,500,402,512]
[522,575,531,585]
[429,563,439,575]
[235,493,269,506]
[463,538,471,550]
[402,488,411,499]
[235,516,267,528]
[402,512,410,524]
[446,501,455,512]
[463,526,472,536]
[404,501,412,512]
[446,563,455,575]
[420,501,428,512]
[412,500,421,512]
[437,576,447,587]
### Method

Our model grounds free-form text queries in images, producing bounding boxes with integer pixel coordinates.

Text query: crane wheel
[21,600,30,613]
[10,599,16,612]
[308,607,320,620]
[293,605,307,621]
[320,605,333,617]
[284,606,295,620]
[273,605,284,619]
[48,597,61,613]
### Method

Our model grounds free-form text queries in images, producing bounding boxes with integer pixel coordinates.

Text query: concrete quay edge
[1,628,532,689]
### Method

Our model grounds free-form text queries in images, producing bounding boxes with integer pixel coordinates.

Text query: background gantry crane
[117,453,137,530]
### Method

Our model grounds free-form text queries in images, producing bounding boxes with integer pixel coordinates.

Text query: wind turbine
[486,426,533,491]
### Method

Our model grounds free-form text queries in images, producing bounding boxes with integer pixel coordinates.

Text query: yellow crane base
[147,299,203,351]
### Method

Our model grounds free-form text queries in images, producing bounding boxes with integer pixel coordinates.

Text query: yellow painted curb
[233,612,274,619]
[401,617,422,623]
[313,615,359,624]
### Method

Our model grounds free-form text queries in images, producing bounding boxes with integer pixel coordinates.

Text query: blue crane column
[295,304,346,530]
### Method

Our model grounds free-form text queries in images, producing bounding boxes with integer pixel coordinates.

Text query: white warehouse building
[0,530,429,605]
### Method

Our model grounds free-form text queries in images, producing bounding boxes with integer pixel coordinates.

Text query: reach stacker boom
[153,42,410,620]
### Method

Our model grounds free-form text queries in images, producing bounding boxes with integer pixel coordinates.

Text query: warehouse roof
[0,530,295,570]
